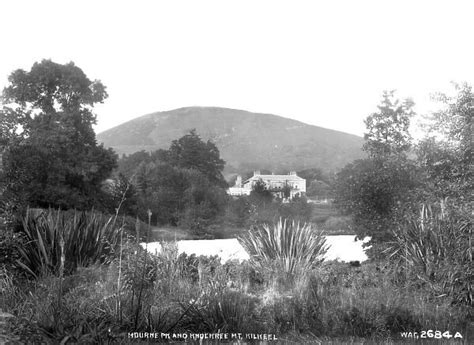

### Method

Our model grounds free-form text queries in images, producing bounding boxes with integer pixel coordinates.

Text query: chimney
[289,171,296,176]
[235,175,242,187]
[254,170,260,176]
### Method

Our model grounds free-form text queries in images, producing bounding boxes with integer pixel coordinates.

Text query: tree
[126,160,182,225]
[334,91,421,255]
[166,129,227,188]
[363,90,414,159]
[115,131,230,230]
[281,182,292,199]
[250,179,273,202]
[178,169,228,233]
[307,180,331,198]
[117,150,153,180]
[0,60,117,215]
[224,197,252,227]
[417,83,473,201]
[334,158,419,244]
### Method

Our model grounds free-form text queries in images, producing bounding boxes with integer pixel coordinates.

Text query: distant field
[310,204,354,235]
[147,204,354,241]
[150,226,195,241]
[150,221,355,242]
[150,226,247,241]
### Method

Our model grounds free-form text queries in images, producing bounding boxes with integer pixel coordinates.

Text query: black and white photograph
[0,1,472,344]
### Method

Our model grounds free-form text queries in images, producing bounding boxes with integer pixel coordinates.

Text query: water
[143,235,370,263]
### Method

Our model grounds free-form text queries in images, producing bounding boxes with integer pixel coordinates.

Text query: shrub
[223,197,252,228]
[120,243,158,293]
[0,266,21,312]
[0,228,25,279]
[277,197,313,223]
[15,208,122,278]
[5,248,470,342]
[180,289,261,333]
[239,219,329,287]
[386,201,473,305]
[310,261,469,338]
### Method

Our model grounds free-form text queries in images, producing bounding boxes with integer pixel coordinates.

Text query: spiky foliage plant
[387,201,472,305]
[238,218,329,284]
[16,208,121,278]
[179,289,260,333]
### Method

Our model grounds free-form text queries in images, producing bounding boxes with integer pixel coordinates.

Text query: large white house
[228,171,306,199]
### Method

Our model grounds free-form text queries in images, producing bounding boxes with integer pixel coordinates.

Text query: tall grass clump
[387,201,472,306]
[15,208,122,278]
[239,218,329,287]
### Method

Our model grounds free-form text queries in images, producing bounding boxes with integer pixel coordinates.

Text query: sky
[1,0,473,137]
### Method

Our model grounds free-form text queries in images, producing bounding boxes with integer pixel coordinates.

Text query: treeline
[114,133,317,235]
[0,60,323,239]
[333,88,472,254]
[0,60,117,221]
[333,88,472,305]
[112,130,228,233]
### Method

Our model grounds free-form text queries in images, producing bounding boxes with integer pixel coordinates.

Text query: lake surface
[143,235,370,263]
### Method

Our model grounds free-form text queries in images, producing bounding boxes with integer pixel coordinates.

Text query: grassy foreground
[2,246,471,343]
[0,211,471,344]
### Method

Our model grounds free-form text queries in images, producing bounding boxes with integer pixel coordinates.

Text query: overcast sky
[1,0,473,137]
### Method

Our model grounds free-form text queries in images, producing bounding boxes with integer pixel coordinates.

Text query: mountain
[97,107,365,173]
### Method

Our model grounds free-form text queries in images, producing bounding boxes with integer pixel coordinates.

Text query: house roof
[244,174,305,184]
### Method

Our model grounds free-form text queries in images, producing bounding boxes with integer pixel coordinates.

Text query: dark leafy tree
[129,158,229,230]
[250,179,273,202]
[334,91,421,256]
[224,197,252,227]
[334,158,420,244]
[166,129,227,188]
[178,169,228,234]
[117,151,153,180]
[134,162,188,225]
[281,182,292,199]
[278,195,312,223]
[115,130,229,230]
[306,180,331,198]
[297,168,334,199]
[364,90,414,159]
[417,83,473,201]
[0,60,117,216]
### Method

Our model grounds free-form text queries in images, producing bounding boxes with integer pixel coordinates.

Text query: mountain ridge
[97,106,365,173]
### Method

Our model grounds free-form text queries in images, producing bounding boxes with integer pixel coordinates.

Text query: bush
[239,219,329,287]
[223,197,252,227]
[120,243,158,293]
[292,261,468,338]
[180,289,261,333]
[277,197,313,223]
[4,248,470,342]
[15,208,122,278]
[0,229,25,278]
[386,201,473,305]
